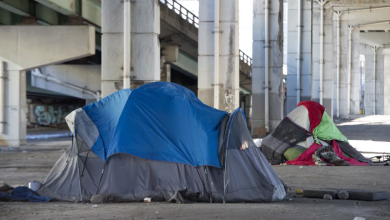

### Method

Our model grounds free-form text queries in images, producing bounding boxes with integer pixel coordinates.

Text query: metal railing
[239,50,252,67]
[160,0,252,67]
[160,0,199,28]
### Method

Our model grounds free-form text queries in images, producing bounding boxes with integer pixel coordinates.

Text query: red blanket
[286,140,369,166]
[297,101,325,133]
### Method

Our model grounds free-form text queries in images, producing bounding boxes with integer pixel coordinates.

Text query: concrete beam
[0,26,95,71]
[0,1,30,16]
[31,65,101,100]
[333,7,390,21]
[34,0,101,27]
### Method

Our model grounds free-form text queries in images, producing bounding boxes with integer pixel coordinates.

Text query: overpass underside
[0,0,390,145]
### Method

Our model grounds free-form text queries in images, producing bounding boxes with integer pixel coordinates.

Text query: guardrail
[239,50,252,67]
[159,0,252,67]
[160,0,199,28]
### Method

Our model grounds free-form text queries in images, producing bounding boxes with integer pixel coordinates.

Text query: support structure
[334,11,342,118]
[214,0,220,110]
[0,61,5,134]
[372,46,378,115]
[316,0,328,105]
[198,0,239,112]
[0,26,95,146]
[286,0,312,114]
[296,0,302,106]
[252,0,284,134]
[264,0,270,132]
[123,0,131,89]
[347,25,354,115]
[312,0,333,117]
[102,0,160,97]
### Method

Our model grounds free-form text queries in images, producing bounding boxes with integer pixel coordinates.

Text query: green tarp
[313,112,348,143]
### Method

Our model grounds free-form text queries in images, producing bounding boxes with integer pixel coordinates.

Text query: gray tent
[38,86,286,203]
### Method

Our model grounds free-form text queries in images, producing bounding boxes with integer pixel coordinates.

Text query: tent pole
[96,163,107,195]
[80,150,90,177]
[76,154,83,201]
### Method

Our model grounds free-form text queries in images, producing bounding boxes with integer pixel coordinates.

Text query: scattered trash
[156,211,159,214]
[92,205,99,208]
[337,190,349,200]
[296,189,303,195]
[353,217,365,220]
[299,166,303,169]
[144,197,151,203]
[288,198,292,201]
[323,194,332,200]
[28,180,42,191]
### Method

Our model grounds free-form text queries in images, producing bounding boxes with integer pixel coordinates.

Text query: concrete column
[375,49,385,115]
[363,45,375,115]
[198,0,240,112]
[384,55,390,115]
[252,0,283,134]
[102,0,160,97]
[364,47,384,115]
[102,0,124,96]
[350,29,361,115]
[337,20,349,117]
[312,2,333,117]
[286,0,312,114]
[0,62,27,146]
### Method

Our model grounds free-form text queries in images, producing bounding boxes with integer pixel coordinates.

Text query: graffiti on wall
[30,105,81,127]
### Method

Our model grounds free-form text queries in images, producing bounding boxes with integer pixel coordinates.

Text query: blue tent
[40,82,287,203]
[77,82,227,167]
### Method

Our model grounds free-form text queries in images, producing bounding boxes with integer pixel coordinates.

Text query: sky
[177,0,253,57]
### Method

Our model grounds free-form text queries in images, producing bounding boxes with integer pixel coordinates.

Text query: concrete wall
[286,0,312,114]
[252,0,284,134]
[28,103,82,128]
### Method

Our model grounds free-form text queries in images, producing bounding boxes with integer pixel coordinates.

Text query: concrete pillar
[312,2,333,117]
[350,29,361,115]
[363,45,374,115]
[336,20,349,117]
[286,0,312,114]
[363,46,384,115]
[198,0,240,112]
[252,0,283,134]
[0,62,27,146]
[384,55,390,115]
[375,49,385,115]
[102,0,160,97]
